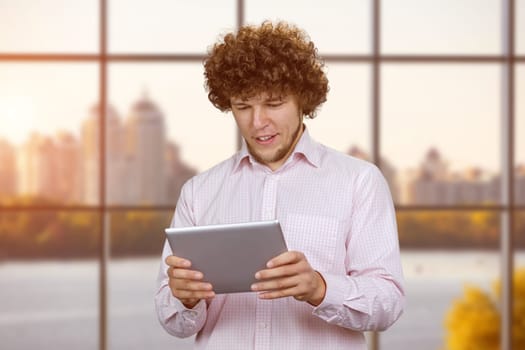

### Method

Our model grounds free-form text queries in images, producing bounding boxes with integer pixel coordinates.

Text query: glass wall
[0,211,100,350]
[381,64,502,206]
[0,1,523,350]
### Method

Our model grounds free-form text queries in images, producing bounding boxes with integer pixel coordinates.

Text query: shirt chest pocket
[281,214,339,272]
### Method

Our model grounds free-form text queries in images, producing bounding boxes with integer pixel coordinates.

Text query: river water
[1,251,523,350]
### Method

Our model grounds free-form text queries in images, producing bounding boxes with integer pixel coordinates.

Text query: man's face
[230,93,304,171]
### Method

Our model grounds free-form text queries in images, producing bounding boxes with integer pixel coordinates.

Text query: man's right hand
[165,255,215,309]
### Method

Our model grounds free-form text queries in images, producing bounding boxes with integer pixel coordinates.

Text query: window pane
[108,210,182,349]
[0,0,98,53]
[397,211,500,250]
[108,63,237,205]
[245,0,371,54]
[0,210,100,350]
[109,0,236,53]
[0,63,99,205]
[381,64,501,206]
[382,211,500,349]
[517,65,525,205]
[306,63,371,159]
[109,210,171,257]
[518,0,525,55]
[382,0,501,55]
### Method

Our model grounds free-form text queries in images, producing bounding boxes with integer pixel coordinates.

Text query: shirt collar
[232,125,321,173]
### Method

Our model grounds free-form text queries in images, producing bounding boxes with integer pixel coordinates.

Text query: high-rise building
[408,148,451,204]
[17,133,56,200]
[419,148,448,181]
[0,138,17,198]
[124,93,167,205]
[408,148,501,205]
[81,103,124,204]
[81,95,196,205]
[54,131,82,203]
[451,167,496,204]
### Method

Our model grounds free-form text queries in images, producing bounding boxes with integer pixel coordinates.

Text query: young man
[155,21,405,349]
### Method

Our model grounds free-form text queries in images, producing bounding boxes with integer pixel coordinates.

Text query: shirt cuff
[169,293,207,315]
[157,287,207,325]
[312,272,371,320]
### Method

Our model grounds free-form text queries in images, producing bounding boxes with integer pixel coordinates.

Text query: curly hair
[204,21,329,118]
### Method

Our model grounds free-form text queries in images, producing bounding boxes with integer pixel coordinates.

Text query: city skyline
[1,91,521,174]
[0,94,196,205]
[1,61,524,173]
[1,93,524,206]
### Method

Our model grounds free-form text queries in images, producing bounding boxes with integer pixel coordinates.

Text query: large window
[0,1,523,350]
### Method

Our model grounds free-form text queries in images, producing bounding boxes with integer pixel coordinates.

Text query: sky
[0,0,524,173]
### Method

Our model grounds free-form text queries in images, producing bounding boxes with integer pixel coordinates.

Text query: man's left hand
[251,251,326,306]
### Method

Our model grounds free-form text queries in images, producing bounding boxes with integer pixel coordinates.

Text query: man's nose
[252,107,269,129]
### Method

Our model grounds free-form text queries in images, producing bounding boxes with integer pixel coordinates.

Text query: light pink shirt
[155,128,405,350]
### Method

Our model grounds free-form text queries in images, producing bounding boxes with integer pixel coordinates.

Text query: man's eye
[267,103,283,108]
[235,105,249,110]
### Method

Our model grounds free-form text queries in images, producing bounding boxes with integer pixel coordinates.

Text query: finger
[266,251,304,268]
[251,276,298,292]
[169,267,204,280]
[257,286,303,300]
[165,255,192,268]
[172,288,215,300]
[256,256,312,280]
[172,278,214,292]
[255,264,298,281]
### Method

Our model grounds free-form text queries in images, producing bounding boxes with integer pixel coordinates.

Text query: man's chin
[254,152,290,166]
[248,143,291,166]
[252,154,275,165]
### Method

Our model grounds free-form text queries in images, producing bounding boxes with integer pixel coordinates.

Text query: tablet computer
[165,220,288,294]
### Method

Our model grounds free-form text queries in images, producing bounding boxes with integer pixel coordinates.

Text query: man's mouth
[256,135,274,141]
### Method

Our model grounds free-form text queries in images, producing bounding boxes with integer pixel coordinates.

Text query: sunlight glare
[0,95,36,145]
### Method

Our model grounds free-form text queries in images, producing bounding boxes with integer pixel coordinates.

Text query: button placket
[260,174,278,221]
[254,174,278,349]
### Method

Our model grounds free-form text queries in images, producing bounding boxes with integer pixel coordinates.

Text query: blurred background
[0,0,524,349]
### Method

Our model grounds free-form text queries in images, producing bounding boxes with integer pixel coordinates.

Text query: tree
[445,267,525,350]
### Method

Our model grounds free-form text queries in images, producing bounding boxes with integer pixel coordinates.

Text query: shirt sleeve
[154,179,208,338]
[312,165,406,331]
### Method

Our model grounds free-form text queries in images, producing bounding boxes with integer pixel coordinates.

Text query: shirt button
[258,322,267,329]
[184,310,198,318]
